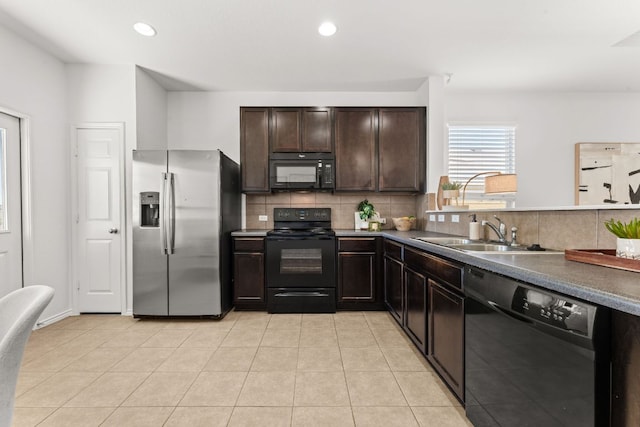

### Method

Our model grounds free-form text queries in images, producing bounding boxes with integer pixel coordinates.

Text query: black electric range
[265,208,336,313]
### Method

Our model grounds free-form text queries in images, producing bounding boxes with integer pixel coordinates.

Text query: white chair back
[0,286,54,427]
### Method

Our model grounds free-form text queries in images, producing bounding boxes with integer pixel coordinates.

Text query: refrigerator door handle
[161,172,169,254]
[168,172,176,254]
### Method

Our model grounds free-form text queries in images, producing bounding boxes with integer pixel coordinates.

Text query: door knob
[108,228,119,234]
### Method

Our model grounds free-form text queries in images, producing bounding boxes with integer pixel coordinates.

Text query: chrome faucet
[482,216,507,243]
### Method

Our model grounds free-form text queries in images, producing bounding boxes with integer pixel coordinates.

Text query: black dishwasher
[464,266,610,427]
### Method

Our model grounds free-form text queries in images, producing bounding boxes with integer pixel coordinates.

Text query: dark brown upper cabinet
[334,107,425,193]
[378,108,425,192]
[271,108,301,152]
[302,108,332,152]
[334,108,377,191]
[240,107,270,193]
[240,106,425,193]
[271,107,332,153]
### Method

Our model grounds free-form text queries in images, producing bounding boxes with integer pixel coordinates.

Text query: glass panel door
[0,112,23,297]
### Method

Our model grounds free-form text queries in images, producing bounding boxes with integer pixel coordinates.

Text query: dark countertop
[231,229,268,237]
[232,228,640,315]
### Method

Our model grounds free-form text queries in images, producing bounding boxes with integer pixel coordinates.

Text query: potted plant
[441,181,462,207]
[441,181,462,197]
[604,218,640,259]
[355,199,377,230]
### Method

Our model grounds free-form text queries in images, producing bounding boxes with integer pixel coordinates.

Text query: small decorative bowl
[392,217,416,231]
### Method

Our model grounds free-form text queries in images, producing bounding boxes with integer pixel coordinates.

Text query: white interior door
[75,125,124,313]
[0,112,23,297]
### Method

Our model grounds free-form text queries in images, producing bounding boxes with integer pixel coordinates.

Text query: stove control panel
[274,208,331,222]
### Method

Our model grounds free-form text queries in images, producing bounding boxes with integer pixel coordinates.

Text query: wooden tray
[565,249,640,273]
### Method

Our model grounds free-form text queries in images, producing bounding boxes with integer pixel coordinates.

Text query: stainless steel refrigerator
[132,150,240,317]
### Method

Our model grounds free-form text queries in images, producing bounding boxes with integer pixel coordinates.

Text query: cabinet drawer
[384,239,403,261]
[404,247,431,275]
[339,237,377,252]
[234,238,264,252]
[405,246,463,290]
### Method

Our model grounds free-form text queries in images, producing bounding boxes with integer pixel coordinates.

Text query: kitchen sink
[412,237,560,254]
[458,245,561,254]
[449,243,527,252]
[412,237,475,245]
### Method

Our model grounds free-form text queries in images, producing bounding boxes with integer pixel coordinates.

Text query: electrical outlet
[452,214,460,223]
[438,214,445,222]
[379,217,386,224]
[429,214,436,222]
[258,215,268,222]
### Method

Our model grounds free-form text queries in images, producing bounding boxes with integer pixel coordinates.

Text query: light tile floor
[12,311,471,427]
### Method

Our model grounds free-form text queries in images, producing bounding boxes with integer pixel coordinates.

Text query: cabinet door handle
[274,292,329,298]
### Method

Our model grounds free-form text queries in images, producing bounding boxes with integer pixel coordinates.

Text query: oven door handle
[273,291,330,298]
[488,300,534,324]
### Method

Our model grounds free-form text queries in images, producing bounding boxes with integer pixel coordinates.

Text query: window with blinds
[447,125,516,207]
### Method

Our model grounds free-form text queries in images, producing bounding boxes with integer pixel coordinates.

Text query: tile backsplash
[245,193,422,230]
[424,207,640,250]
[243,193,638,251]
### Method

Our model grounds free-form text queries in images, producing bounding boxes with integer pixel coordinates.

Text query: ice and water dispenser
[140,192,160,227]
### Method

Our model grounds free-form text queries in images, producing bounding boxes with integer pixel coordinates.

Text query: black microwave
[269,153,335,191]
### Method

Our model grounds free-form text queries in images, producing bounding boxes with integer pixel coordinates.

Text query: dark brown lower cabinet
[337,237,383,310]
[383,240,404,324]
[385,242,427,354]
[384,240,465,403]
[232,237,265,310]
[428,278,464,400]
[404,266,427,353]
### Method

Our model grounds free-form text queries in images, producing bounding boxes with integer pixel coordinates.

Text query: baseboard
[35,309,73,329]
[35,309,133,329]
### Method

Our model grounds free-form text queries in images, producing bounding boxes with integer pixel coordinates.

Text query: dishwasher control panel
[512,286,590,336]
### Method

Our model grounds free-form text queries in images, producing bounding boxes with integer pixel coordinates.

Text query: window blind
[447,125,516,193]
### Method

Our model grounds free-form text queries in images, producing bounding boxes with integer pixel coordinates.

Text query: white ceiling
[1,0,639,92]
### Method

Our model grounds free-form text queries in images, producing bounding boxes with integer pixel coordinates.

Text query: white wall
[167,91,423,162]
[445,91,640,207]
[423,77,446,194]
[66,64,137,145]
[66,64,137,314]
[168,91,426,229]
[135,67,168,150]
[0,23,69,321]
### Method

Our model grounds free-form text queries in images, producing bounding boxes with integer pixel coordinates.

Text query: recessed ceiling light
[318,22,337,37]
[133,22,156,37]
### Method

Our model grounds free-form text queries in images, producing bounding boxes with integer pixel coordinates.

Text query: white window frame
[447,123,516,209]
